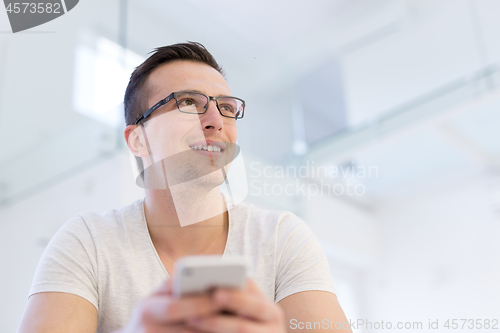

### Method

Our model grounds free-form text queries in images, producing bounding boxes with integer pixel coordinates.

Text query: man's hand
[186,278,286,333]
[119,278,221,333]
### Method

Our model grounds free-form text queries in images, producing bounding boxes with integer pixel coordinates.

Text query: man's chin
[138,160,227,190]
[182,170,226,190]
[168,164,226,188]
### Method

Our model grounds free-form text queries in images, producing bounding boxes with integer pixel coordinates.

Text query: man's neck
[143,187,229,260]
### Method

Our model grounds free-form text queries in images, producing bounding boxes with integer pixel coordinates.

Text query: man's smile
[189,144,222,153]
[188,139,226,155]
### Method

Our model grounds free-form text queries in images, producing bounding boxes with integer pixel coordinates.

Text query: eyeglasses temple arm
[134,94,175,125]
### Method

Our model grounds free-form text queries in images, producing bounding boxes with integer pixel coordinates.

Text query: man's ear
[124,125,150,157]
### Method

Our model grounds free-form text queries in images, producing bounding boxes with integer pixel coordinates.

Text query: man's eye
[180,99,195,106]
[220,105,234,113]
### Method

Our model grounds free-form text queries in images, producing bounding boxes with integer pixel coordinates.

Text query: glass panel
[303,66,500,163]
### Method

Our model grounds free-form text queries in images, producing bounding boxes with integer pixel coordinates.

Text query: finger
[153,278,173,296]
[158,322,200,333]
[210,287,277,322]
[188,314,265,333]
[238,277,265,298]
[141,294,220,324]
[245,278,264,296]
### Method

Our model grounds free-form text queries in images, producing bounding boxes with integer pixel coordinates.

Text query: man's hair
[124,41,224,126]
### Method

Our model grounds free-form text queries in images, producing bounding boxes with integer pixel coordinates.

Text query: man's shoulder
[72,198,145,232]
[230,200,305,231]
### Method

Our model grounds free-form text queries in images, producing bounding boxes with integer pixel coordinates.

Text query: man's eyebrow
[184,90,230,97]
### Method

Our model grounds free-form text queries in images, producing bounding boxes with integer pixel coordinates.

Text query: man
[18,42,352,332]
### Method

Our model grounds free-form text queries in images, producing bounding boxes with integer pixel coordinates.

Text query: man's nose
[201,99,224,131]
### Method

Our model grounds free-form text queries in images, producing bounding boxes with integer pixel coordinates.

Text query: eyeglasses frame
[133,90,245,125]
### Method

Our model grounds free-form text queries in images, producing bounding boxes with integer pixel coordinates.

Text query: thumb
[246,278,263,295]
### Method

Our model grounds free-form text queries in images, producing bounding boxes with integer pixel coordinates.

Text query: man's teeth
[189,145,221,152]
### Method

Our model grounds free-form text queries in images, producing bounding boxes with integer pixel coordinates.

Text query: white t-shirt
[28,195,336,333]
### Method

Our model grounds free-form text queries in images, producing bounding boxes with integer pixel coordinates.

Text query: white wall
[304,193,381,331]
[296,170,500,332]
[363,173,500,330]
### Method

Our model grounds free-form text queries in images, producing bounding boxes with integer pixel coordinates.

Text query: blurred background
[1,0,500,332]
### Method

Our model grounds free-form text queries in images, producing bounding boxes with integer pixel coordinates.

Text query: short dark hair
[124,41,224,126]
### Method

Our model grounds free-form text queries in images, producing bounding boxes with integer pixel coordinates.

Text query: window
[73,36,144,127]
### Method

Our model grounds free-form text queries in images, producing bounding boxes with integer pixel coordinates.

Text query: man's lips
[189,148,223,157]
[188,140,227,154]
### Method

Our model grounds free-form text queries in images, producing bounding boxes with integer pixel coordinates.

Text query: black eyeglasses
[134,90,245,125]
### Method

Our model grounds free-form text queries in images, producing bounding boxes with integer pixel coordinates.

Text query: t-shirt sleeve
[274,213,336,303]
[28,214,99,311]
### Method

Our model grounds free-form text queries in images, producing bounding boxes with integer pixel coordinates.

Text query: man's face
[132,60,238,188]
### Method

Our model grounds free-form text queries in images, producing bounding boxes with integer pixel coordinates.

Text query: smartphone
[171,254,248,298]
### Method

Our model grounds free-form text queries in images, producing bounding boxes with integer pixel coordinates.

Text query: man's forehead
[147,60,230,96]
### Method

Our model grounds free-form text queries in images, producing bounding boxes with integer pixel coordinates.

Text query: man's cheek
[225,122,238,138]
[148,127,186,159]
